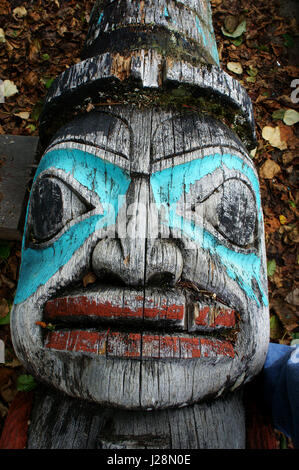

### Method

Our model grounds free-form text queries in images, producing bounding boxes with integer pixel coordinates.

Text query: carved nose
[91,177,183,287]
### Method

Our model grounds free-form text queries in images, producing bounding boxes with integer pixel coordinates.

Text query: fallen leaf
[270,315,283,340]
[14,111,29,120]
[35,321,47,328]
[222,20,246,38]
[271,297,299,332]
[250,147,257,158]
[123,254,130,266]
[283,109,299,126]
[24,71,39,87]
[86,102,95,112]
[282,151,295,165]
[262,126,287,150]
[3,80,18,98]
[288,226,299,244]
[259,159,281,179]
[224,16,239,33]
[0,28,5,43]
[17,374,37,392]
[285,288,299,306]
[12,6,27,19]
[83,272,97,287]
[279,215,287,225]
[272,109,286,120]
[267,259,276,277]
[227,61,243,74]
[279,124,298,149]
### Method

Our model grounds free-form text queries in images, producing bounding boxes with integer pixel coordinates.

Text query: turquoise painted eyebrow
[150,153,262,219]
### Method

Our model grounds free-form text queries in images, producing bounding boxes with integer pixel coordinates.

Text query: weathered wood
[6,0,271,449]
[0,135,38,240]
[26,386,245,449]
[11,106,269,412]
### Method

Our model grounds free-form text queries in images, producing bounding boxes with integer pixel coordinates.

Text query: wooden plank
[0,135,38,240]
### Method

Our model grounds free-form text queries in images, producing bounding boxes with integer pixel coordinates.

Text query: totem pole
[5,0,270,448]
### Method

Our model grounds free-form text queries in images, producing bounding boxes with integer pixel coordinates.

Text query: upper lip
[43,284,238,337]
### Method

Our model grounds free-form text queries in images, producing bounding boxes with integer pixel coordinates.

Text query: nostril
[146,240,183,286]
[94,269,126,287]
[147,272,176,287]
[92,238,146,287]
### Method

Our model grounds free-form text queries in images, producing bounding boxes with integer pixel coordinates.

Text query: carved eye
[215,179,256,246]
[177,178,257,247]
[28,177,89,243]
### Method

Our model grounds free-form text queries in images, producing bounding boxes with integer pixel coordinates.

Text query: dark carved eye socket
[29,177,89,243]
[176,178,257,247]
[216,179,256,246]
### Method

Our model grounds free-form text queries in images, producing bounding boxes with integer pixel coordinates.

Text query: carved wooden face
[11,107,269,409]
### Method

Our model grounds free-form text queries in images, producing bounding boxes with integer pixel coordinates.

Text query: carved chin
[11,272,268,410]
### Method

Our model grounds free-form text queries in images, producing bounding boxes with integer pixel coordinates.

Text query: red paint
[159,336,180,358]
[180,337,201,358]
[200,338,235,358]
[44,296,184,323]
[71,330,102,354]
[44,330,234,359]
[195,304,235,328]
[44,296,143,320]
[144,304,184,321]
[107,332,141,358]
[195,306,210,326]
[142,334,160,358]
[45,330,106,354]
[44,330,70,350]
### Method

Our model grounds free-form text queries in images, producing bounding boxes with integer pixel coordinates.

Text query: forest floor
[0,0,298,448]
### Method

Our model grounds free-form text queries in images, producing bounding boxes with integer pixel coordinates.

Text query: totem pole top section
[83,0,220,67]
[39,1,257,152]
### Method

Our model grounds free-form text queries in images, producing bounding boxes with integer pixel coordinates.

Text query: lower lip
[44,329,235,359]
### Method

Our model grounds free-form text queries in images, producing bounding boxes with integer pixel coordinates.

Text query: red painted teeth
[44,292,185,324]
[190,303,236,330]
[44,292,236,330]
[44,329,235,359]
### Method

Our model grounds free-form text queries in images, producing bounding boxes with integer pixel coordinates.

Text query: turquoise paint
[34,148,130,214]
[151,153,262,220]
[97,12,104,26]
[195,15,219,65]
[150,153,268,307]
[15,147,268,308]
[15,215,100,304]
[209,31,220,65]
[164,7,169,18]
[14,148,131,304]
[195,16,207,47]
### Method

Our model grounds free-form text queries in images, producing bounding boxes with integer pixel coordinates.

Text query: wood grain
[26,387,246,449]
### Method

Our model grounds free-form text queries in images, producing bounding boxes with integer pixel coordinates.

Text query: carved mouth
[41,286,239,360]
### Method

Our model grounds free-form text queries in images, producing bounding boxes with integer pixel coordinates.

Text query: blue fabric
[263,342,299,448]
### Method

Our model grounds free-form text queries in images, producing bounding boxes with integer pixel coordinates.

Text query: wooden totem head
[11,0,269,410]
